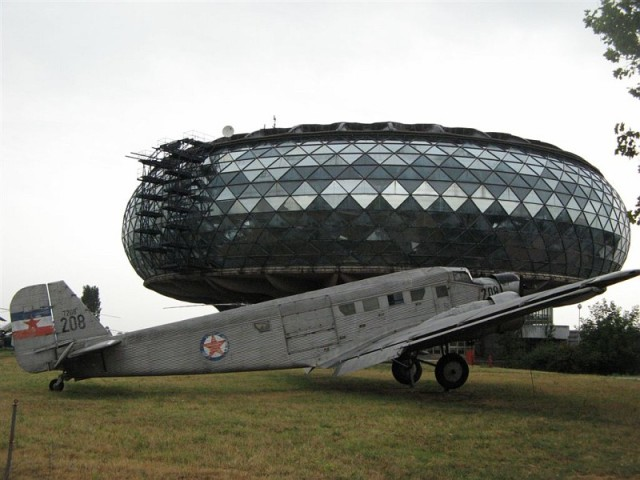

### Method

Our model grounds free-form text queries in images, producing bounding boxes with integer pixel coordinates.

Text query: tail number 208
[60,315,86,332]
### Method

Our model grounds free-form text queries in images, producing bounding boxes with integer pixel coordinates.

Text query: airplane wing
[318,270,640,376]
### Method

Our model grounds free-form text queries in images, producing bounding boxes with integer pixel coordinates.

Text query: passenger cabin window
[435,285,449,298]
[362,297,380,312]
[410,288,425,302]
[387,292,404,306]
[339,303,356,316]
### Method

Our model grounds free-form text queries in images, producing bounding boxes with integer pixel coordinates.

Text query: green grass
[1,349,639,479]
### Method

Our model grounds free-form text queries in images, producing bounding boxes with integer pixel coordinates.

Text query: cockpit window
[453,271,472,283]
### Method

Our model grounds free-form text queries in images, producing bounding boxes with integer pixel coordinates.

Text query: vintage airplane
[9,267,640,392]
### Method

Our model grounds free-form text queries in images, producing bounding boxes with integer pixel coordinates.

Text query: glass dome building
[122,122,630,307]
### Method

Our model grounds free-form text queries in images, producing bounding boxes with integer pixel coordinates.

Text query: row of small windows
[337,286,441,316]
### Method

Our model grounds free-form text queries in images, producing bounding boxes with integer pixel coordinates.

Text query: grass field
[1,349,639,479]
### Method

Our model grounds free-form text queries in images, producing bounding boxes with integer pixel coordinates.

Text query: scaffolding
[126,137,215,269]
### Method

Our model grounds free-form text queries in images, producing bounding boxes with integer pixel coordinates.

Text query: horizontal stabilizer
[68,339,121,359]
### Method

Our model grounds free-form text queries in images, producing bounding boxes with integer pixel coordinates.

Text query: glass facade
[121,123,630,305]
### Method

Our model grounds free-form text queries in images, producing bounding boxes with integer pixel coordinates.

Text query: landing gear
[435,353,469,391]
[48,375,66,392]
[392,354,423,386]
[391,350,470,390]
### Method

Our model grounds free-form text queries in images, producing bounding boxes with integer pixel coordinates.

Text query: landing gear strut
[49,374,66,392]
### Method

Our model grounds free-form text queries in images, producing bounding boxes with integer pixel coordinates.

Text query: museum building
[122,122,630,308]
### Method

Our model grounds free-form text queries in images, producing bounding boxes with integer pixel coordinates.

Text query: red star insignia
[204,336,226,356]
[25,318,41,331]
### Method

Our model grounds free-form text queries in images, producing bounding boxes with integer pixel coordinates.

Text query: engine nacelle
[473,272,521,299]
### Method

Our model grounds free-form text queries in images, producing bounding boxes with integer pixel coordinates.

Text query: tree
[578,300,640,375]
[81,285,102,320]
[584,1,640,222]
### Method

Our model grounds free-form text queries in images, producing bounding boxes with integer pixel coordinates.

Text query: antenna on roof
[273,115,277,128]
[222,125,234,138]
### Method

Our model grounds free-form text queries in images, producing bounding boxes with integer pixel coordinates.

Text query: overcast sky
[2,0,638,332]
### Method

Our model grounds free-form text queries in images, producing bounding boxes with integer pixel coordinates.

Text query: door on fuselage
[279,295,338,355]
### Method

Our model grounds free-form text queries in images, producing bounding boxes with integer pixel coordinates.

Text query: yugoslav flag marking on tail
[11,307,56,340]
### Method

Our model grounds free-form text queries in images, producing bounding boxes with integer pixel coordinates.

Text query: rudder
[10,281,108,373]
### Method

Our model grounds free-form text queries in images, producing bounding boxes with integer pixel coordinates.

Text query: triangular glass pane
[498,199,519,214]
[237,150,256,161]
[270,168,289,180]
[300,143,322,154]
[352,181,378,195]
[281,197,302,212]
[287,146,308,156]
[524,191,542,205]
[443,195,466,211]
[266,196,288,210]
[355,141,376,153]
[275,144,296,155]
[352,194,377,208]
[383,154,407,165]
[341,144,364,154]
[382,180,409,196]
[322,181,348,195]
[367,228,390,241]
[399,144,420,154]
[293,195,317,209]
[323,194,347,209]
[280,181,303,195]
[265,183,288,197]
[296,156,320,167]
[337,179,362,193]
[252,198,275,213]
[510,203,531,218]
[471,198,494,213]
[239,197,261,212]
[228,200,248,215]
[413,182,439,196]
[472,185,494,200]
[443,183,466,198]
[241,185,262,198]
[254,170,275,183]
[216,187,235,201]
[382,193,408,209]
[293,182,317,196]
[313,145,336,155]
[524,202,542,217]
[244,170,262,182]
[280,168,304,182]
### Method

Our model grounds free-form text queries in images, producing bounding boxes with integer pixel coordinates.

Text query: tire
[435,353,469,390]
[392,356,423,386]
[49,378,64,392]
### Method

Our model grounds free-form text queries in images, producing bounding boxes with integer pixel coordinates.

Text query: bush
[501,300,640,375]
[512,342,580,373]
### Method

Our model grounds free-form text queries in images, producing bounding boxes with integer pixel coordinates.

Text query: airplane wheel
[392,356,422,386]
[49,378,64,392]
[435,353,469,391]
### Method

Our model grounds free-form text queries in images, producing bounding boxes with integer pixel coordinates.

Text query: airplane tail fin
[10,281,109,373]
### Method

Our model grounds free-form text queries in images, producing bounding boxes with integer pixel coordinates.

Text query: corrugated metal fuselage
[65,267,484,379]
